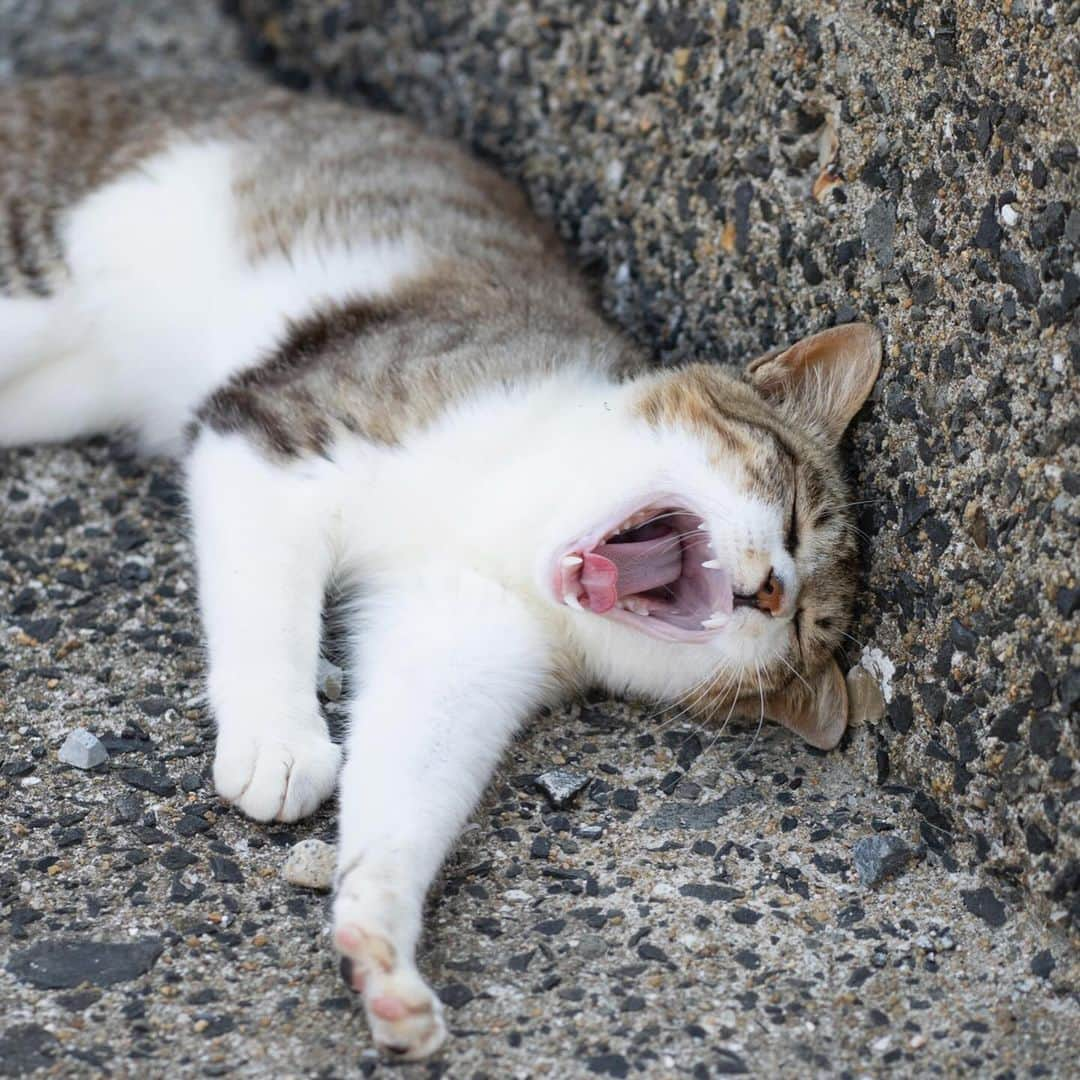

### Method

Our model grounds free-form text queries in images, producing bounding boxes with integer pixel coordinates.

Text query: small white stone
[858,646,896,704]
[58,729,108,770]
[317,656,343,701]
[282,838,336,890]
[1000,204,1020,227]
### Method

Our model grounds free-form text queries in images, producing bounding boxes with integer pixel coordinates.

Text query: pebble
[535,767,591,808]
[57,729,108,770]
[282,838,335,890]
[961,885,1008,928]
[317,656,343,701]
[8,938,163,988]
[852,834,915,886]
[578,933,608,958]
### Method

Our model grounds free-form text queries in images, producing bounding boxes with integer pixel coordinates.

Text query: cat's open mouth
[553,502,734,643]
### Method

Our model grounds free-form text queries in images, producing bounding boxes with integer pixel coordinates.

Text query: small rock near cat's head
[546,324,881,751]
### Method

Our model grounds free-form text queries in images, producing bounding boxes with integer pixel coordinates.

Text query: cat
[0,77,881,1059]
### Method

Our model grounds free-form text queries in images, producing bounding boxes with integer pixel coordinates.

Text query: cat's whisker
[651,665,736,735]
[834,627,868,651]
[652,669,738,773]
[733,664,766,768]
[686,671,744,776]
[776,653,813,695]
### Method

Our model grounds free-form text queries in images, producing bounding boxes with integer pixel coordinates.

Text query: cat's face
[546,324,880,750]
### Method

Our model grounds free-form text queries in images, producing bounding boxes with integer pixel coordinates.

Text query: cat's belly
[22,139,428,454]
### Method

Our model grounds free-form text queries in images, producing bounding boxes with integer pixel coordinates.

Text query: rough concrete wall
[0,0,258,81]
[229,0,1079,930]
[2,5,1078,1075]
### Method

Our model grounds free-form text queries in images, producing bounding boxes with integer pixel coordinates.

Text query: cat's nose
[755,569,784,614]
[735,568,785,615]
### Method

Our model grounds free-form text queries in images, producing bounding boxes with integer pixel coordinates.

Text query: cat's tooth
[702,559,722,570]
[562,555,583,568]
[564,592,584,611]
[623,598,651,616]
[702,616,728,629]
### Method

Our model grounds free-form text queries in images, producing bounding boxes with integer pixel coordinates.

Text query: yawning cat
[0,78,881,1059]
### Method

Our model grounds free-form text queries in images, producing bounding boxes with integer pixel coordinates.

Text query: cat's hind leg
[0,296,56,385]
[186,428,342,822]
[0,294,123,445]
[0,349,123,446]
[333,568,549,1059]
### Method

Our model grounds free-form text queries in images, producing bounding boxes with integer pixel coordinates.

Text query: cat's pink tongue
[580,537,684,613]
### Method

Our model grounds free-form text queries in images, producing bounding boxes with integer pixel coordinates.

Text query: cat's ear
[746,324,881,445]
[766,658,848,750]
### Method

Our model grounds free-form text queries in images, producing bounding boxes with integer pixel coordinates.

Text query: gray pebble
[282,838,336,890]
[57,729,108,770]
[8,938,163,989]
[577,933,608,958]
[535,767,590,808]
[864,197,896,269]
[853,834,914,886]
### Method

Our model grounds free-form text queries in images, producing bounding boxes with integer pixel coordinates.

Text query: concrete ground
[1,440,1078,1078]
[1,1,1077,1077]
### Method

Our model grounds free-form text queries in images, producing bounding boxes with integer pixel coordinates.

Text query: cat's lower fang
[702,559,722,570]
[701,615,729,629]
[564,591,583,610]
[561,555,583,569]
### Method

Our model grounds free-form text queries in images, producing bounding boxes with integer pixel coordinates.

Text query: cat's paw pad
[336,927,446,1060]
[213,729,341,822]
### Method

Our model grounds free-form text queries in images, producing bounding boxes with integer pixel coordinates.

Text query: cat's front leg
[333,568,550,1059]
[186,431,342,822]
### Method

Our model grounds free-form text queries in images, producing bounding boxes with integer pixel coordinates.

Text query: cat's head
[545,324,881,750]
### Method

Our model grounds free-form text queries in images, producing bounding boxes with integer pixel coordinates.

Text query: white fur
[186,433,343,822]
[0,140,425,451]
[1,140,801,1059]
[177,375,797,1057]
[333,567,549,1057]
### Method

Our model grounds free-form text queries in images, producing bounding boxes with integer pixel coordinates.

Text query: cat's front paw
[334,917,446,1059]
[213,726,341,822]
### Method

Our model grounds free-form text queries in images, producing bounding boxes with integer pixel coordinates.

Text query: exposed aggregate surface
[1,0,1078,1076]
